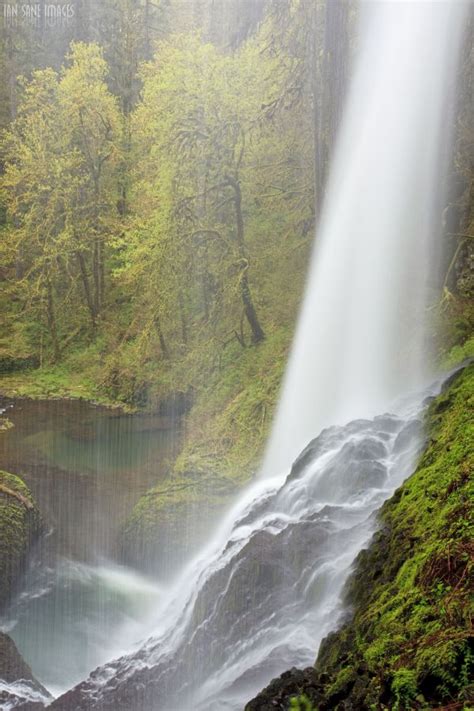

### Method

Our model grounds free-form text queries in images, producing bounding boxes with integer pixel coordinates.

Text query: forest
[1,1,471,474]
[0,0,325,476]
[0,1,473,710]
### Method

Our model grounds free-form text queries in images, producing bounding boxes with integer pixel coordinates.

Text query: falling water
[2,2,468,710]
[263,0,467,474]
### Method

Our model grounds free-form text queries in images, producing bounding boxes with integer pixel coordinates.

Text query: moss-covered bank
[0,470,42,610]
[246,363,474,711]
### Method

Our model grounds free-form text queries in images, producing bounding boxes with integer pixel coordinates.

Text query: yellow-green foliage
[0,470,42,609]
[314,364,474,710]
[0,44,121,363]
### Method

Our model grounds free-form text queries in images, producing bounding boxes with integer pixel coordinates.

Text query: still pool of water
[0,397,181,694]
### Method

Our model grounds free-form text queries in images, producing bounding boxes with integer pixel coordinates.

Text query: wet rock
[54,400,426,710]
[393,419,423,452]
[0,476,46,707]
[157,389,193,418]
[118,470,238,577]
[245,666,323,710]
[288,427,337,480]
[0,632,50,709]
[0,632,35,684]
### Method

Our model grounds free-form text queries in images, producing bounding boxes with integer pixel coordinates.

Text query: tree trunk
[226,175,265,343]
[76,0,91,41]
[76,251,97,330]
[144,0,152,59]
[154,316,169,358]
[46,278,60,362]
[99,240,105,307]
[201,242,210,321]
[178,291,188,345]
[93,238,101,317]
[91,174,103,319]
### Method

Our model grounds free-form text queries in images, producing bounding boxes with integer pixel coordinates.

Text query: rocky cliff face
[246,363,474,711]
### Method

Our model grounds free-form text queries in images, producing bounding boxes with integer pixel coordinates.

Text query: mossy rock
[119,469,239,577]
[0,470,43,610]
[247,363,474,711]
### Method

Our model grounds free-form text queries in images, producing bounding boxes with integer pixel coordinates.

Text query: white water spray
[264,0,466,475]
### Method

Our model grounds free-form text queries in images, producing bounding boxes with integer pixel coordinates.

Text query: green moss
[0,471,42,610]
[441,335,474,369]
[326,667,357,697]
[248,364,473,710]
[0,340,136,409]
[391,669,418,710]
[311,363,474,709]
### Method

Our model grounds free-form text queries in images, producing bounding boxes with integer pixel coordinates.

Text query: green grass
[0,343,135,409]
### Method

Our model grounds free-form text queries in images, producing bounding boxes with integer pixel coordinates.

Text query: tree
[1,43,120,360]
[128,35,284,352]
[58,42,121,325]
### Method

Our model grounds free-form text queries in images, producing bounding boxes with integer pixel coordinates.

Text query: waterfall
[49,387,447,711]
[263,0,467,475]
[35,2,467,710]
